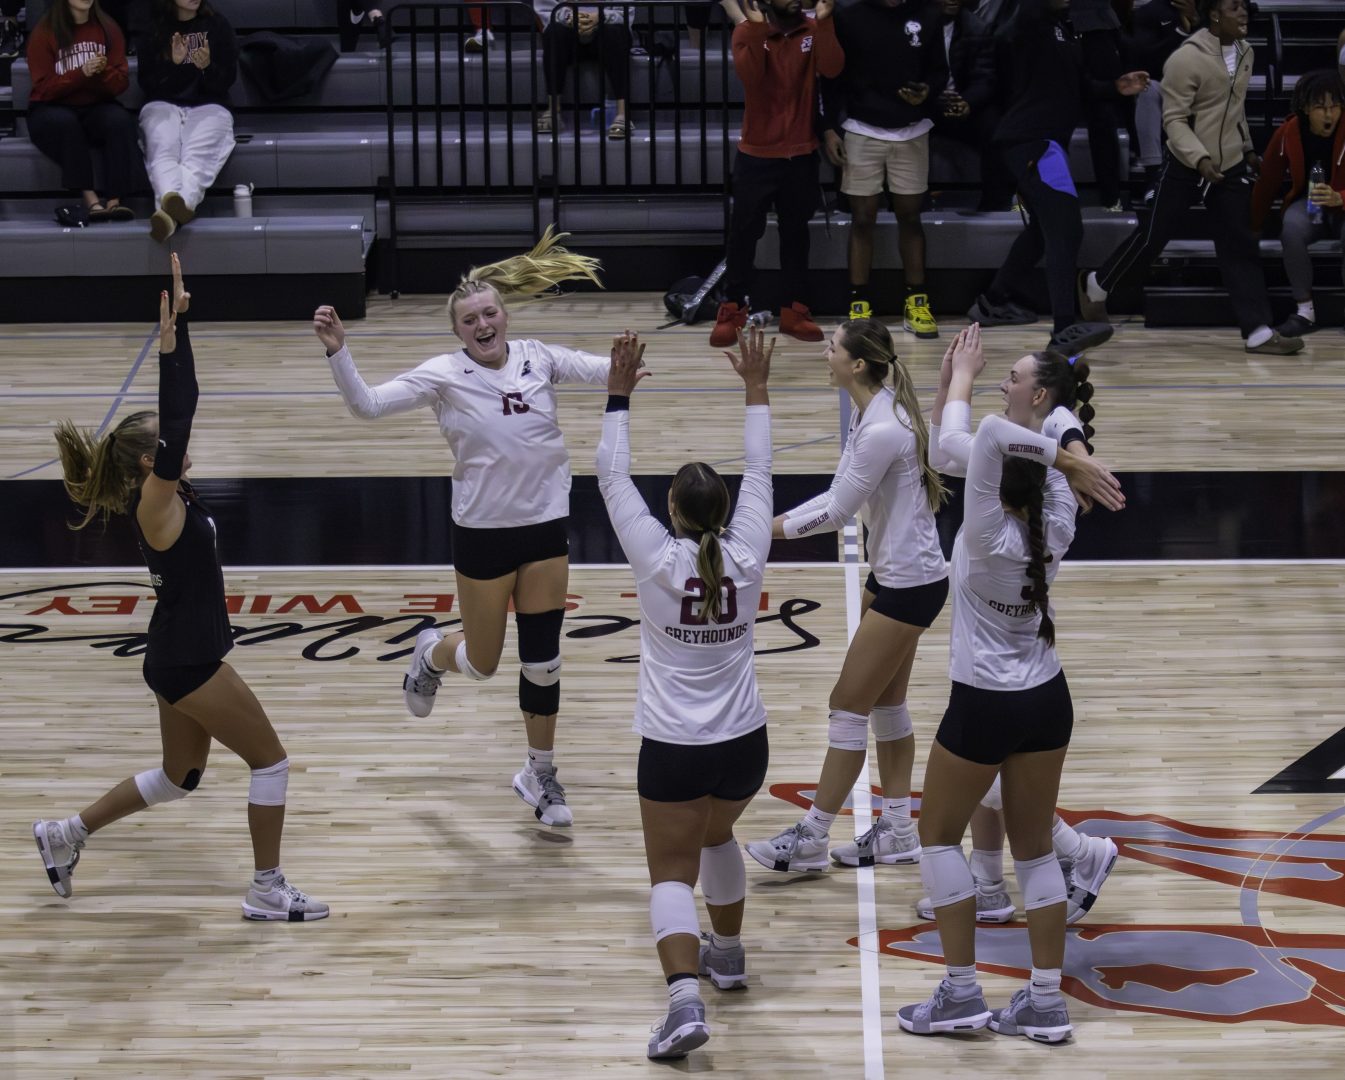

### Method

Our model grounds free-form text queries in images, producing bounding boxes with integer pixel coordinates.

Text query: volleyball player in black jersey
[35,255,327,921]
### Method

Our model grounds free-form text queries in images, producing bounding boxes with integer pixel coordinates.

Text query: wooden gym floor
[2,296,1344,1077]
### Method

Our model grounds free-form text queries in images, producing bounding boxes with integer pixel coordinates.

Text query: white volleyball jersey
[780,387,946,589]
[931,402,1083,478]
[597,404,773,745]
[947,413,1077,691]
[327,339,608,528]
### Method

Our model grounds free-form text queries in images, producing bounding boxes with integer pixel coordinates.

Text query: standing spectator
[710,0,844,347]
[967,0,1147,355]
[1081,0,1303,355]
[534,1,633,139]
[137,0,238,243]
[1124,0,1197,204]
[1071,0,1126,211]
[1251,71,1345,338]
[934,0,1013,212]
[823,0,946,337]
[0,0,24,58]
[26,0,140,226]
[335,2,384,53]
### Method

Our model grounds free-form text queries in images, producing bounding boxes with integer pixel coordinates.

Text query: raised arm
[545,342,619,386]
[722,326,774,557]
[962,414,1061,558]
[932,324,983,476]
[313,305,439,418]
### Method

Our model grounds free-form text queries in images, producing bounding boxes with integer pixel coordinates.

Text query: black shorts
[638,725,770,803]
[451,518,569,581]
[143,659,224,705]
[864,574,949,629]
[934,670,1073,766]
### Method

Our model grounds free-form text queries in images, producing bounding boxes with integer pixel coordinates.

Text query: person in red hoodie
[710,0,844,347]
[1252,70,1345,338]
[26,0,140,226]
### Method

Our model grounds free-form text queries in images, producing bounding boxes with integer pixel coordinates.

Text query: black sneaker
[967,293,1038,326]
[1048,321,1114,355]
[54,204,90,228]
[0,18,23,60]
[1274,313,1317,338]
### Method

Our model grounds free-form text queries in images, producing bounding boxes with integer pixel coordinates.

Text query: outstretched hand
[722,324,774,393]
[950,323,985,377]
[1054,450,1125,513]
[313,305,347,354]
[607,330,649,396]
[159,253,190,353]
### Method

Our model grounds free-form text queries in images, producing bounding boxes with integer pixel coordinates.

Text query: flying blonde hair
[447,225,604,322]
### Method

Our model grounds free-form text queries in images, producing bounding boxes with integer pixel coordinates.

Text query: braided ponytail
[670,462,731,623]
[1000,457,1055,646]
[447,225,603,322]
[1033,350,1097,453]
[53,411,159,530]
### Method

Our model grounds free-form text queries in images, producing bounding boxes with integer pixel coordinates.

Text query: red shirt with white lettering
[733,15,845,159]
[26,16,129,106]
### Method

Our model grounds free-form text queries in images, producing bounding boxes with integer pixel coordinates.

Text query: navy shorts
[864,574,948,629]
[451,517,569,581]
[934,670,1073,766]
[638,725,770,803]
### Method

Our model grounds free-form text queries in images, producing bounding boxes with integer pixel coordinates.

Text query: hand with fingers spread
[171,32,189,65]
[1052,449,1125,513]
[607,331,650,397]
[723,324,773,405]
[159,253,191,353]
[313,305,347,355]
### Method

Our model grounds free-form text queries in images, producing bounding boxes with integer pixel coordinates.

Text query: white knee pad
[980,774,1003,812]
[455,639,492,682]
[919,844,976,910]
[699,839,746,907]
[870,702,913,742]
[1016,852,1066,911]
[650,880,700,943]
[248,757,290,807]
[827,708,869,752]
[134,767,192,807]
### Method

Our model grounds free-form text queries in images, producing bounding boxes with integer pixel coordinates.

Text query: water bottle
[1307,163,1325,226]
[233,182,254,218]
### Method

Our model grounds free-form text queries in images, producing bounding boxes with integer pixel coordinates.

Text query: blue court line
[707,433,837,468]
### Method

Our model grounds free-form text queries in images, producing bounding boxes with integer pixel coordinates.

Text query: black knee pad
[180,767,203,792]
[516,609,564,716]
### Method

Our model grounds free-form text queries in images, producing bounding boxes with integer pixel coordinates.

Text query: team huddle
[35,236,1128,1059]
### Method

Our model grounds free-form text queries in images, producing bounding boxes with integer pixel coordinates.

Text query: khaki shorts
[841,130,930,197]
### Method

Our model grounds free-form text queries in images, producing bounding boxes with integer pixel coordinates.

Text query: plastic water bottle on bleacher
[1307,163,1325,226]
[233,183,254,218]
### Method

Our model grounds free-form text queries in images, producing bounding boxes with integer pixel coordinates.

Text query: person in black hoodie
[823,0,947,337]
[967,0,1147,355]
[137,0,237,243]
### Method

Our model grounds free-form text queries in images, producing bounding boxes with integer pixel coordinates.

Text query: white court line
[0,561,855,576]
[1330,764,1345,781]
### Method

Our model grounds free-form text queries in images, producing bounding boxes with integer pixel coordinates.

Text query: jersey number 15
[680,576,738,625]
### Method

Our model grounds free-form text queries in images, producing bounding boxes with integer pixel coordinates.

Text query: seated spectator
[1251,71,1345,338]
[335,2,384,53]
[26,0,140,226]
[535,1,633,139]
[934,0,1012,212]
[137,0,238,243]
[1124,0,1197,204]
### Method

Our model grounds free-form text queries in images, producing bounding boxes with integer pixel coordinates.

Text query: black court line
[1256,726,1345,794]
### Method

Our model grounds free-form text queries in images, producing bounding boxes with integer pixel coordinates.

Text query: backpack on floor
[661,258,728,327]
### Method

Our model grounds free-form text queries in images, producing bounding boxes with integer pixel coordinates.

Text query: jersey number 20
[680,576,738,625]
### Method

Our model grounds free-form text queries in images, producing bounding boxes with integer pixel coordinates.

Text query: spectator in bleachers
[710,0,844,347]
[1124,0,1197,204]
[967,0,1147,355]
[1072,0,1126,210]
[1251,71,1345,338]
[137,0,238,243]
[1081,0,1303,354]
[0,0,24,59]
[822,0,946,338]
[934,0,1013,213]
[535,1,633,139]
[335,2,384,53]
[26,0,140,226]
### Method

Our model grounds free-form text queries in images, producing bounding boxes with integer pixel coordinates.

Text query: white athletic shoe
[1064,835,1119,924]
[402,627,444,717]
[897,979,992,1035]
[745,823,830,873]
[513,766,573,827]
[989,986,1073,1043]
[698,933,747,990]
[647,1002,709,1059]
[33,819,83,898]
[916,881,1015,923]
[830,816,921,867]
[241,876,330,922]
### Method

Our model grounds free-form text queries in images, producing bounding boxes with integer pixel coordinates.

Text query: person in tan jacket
[1079,0,1303,355]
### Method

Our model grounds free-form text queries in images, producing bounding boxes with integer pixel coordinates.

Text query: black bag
[662,259,727,326]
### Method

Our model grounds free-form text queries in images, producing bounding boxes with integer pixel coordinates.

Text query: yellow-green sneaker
[849,299,872,320]
[903,293,939,339]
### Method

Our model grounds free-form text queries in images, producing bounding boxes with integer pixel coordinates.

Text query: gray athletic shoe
[513,765,574,827]
[897,979,992,1035]
[989,986,1073,1043]
[241,876,330,922]
[1064,835,1119,924]
[916,881,1015,923]
[698,933,747,990]
[647,1001,710,1059]
[830,816,921,867]
[745,822,829,873]
[34,819,83,898]
[402,627,444,717]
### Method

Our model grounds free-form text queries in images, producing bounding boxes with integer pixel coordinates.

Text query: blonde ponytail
[695,531,726,624]
[53,411,159,529]
[447,225,604,321]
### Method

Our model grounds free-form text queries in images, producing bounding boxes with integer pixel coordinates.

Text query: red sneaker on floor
[780,301,823,342]
[709,302,748,348]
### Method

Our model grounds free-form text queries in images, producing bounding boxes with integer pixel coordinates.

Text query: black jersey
[132,482,233,668]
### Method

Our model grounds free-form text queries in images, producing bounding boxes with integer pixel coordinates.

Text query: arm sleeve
[1041,465,1079,555]
[732,21,772,88]
[935,399,973,475]
[963,413,1058,559]
[781,438,852,528]
[922,12,950,102]
[780,423,889,539]
[1160,45,1209,170]
[959,30,998,111]
[137,35,199,97]
[545,345,611,386]
[1041,404,1085,449]
[325,345,442,419]
[200,19,238,97]
[28,27,86,100]
[813,15,845,80]
[1250,123,1288,230]
[728,405,775,559]
[152,317,198,482]
[595,400,675,581]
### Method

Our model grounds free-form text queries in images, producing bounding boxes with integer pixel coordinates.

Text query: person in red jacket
[1251,70,1345,337]
[26,0,140,226]
[710,0,844,348]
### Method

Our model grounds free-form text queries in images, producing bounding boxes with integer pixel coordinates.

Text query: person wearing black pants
[968,0,1147,355]
[536,2,633,138]
[726,150,821,320]
[934,0,1012,213]
[1081,0,1303,354]
[1072,0,1125,211]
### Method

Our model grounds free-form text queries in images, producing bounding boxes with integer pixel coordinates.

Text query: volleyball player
[898,329,1123,1042]
[313,228,610,829]
[36,255,326,921]
[745,319,947,874]
[596,327,774,1061]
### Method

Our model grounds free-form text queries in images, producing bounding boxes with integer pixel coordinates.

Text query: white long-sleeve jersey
[596,403,773,746]
[948,413,1078,691]
[326,339,608,528]
[930,402,1083,478]
[779,388,946,589]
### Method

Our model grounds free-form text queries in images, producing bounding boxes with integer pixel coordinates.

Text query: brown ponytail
[53,411,159,529]
[1000,457,1055,646]
[670,462,731,623]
